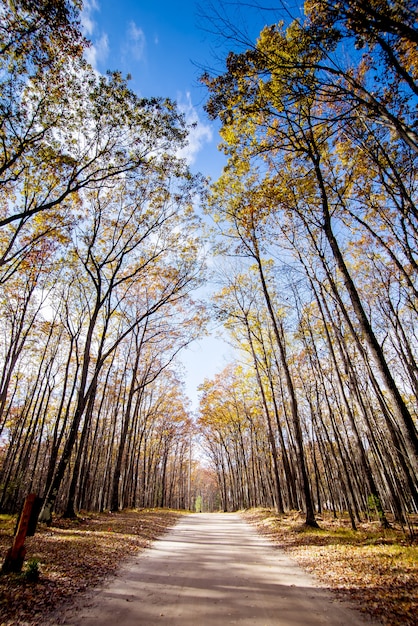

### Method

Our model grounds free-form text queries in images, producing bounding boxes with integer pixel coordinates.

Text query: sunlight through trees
[0,0,417,531]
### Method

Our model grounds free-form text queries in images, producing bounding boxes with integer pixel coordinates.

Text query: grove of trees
[0,0,416,532]
[198,0,418,529]
[0,0,206,520]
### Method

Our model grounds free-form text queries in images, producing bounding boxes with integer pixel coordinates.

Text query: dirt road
[62,513,379,626]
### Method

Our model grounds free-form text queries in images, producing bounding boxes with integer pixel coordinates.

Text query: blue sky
[80,0,292,175]
[79,0,293,409]
[81,0,224,178]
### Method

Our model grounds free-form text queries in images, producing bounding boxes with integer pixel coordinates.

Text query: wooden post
[2,493,38,573]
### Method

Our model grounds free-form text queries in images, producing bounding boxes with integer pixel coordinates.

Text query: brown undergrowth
[0,509,180,626]
[243,508,418,626]
[1,508,417,626]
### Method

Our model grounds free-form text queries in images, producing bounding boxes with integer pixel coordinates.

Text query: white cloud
[177,93,213,165]
[81,0,99,37]
[126,21,146,61]
[81,1,109,70]
[84,33,109,68]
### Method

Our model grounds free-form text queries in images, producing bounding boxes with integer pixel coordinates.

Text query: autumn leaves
[199,1,418,523]
[0,1,205,518]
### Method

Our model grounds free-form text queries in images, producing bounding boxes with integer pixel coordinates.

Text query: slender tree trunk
[310,279,391,527]
[110,332,146,512]
[63,384,97,518]
[311,147,418,468]
[244,316,284,513]
[252,237,318,526]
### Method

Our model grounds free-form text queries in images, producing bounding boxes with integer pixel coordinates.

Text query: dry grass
[0,509,180,625]
[243,508,418,626]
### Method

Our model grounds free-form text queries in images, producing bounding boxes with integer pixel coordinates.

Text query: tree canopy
[199,0,417,527]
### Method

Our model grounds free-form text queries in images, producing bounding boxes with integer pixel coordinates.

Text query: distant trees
[198,0,417,526]
[199,366,276,512]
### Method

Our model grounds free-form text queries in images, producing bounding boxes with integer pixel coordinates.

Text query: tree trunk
[252,238,318,526]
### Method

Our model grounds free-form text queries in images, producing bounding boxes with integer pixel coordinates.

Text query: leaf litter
[1,508,417,626]
[0,509,179,626]
[243,509,418,626]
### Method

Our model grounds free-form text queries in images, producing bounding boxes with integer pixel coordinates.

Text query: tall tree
[38,155,204,521]
[203,6,418,475]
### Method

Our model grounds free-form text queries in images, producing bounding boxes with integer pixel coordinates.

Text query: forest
[0,0,417,535]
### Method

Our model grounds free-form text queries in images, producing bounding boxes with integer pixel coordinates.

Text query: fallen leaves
[1,508,416,626]
[0,509,180,626]
[243,509,418,626]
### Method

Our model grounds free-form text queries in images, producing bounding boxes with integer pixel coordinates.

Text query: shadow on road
[62,513,381,626]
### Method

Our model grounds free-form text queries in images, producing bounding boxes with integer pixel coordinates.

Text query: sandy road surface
[62,513,379,626]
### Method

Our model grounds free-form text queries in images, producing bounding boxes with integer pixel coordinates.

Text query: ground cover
[0,508,416,626]
[243,509,418,626]
[0,509,180,625]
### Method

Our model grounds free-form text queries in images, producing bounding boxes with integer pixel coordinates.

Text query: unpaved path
[62,513,380,626]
